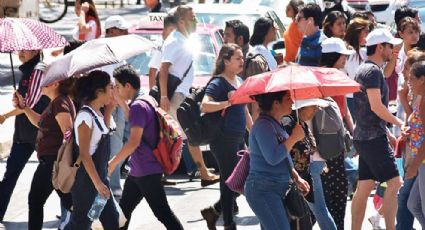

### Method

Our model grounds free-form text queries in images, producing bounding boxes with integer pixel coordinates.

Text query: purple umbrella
[0,17,68,89]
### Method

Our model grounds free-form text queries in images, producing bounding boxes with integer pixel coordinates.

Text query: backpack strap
[132,97,158,151]
[180,61,193,82]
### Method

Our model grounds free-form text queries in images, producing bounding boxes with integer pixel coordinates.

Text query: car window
[214,31,223,48]
[267,11,286,33]
[127,33,216,76]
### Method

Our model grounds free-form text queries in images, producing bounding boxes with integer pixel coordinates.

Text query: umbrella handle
[9,52,16,90]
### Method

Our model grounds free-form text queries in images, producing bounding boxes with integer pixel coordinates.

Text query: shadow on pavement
[1,220,60,229]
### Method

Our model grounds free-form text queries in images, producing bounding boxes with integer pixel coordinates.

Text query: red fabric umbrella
[0,17,68,88]
[230,65,361,104]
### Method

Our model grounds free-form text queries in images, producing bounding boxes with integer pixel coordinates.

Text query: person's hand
[160,97,170,112]
[95,182,110,199]
[0,115,6,125]
[291,124,305,142]
[227,90,235,100]
[81,2,90,13]
[13,91,25,109]
[405,162,419,179]
[401,126,411,141]
[295,177,310,196]
[108,160,117,177]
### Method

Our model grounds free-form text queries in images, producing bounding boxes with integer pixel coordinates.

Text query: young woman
[74,0,101,41]
[250,17,279,70]
[108,65,184,230]
[200,44,253,230]
[343,18,370,119]
[406,61,425,228]
[320,37,353,230]
[14,78,75,230]
[65,71,119,230]
[283,0,304,62]
[322,10,347,39]
[245,91,309,230]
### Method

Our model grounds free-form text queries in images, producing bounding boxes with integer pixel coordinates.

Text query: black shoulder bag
[149,61,193,102]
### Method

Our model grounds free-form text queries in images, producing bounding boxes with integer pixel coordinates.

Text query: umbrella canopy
[0,17,68,52]
[230,65,361,104]
[41,34,156,87]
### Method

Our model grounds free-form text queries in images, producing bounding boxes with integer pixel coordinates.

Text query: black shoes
[200,206,219,230]
[201,177,220,187]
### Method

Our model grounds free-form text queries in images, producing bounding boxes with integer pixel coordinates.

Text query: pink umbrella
[0,17,68,88]
[230,65,360,104]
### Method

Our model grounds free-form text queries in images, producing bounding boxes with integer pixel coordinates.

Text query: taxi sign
[137,13,167,29]
[148,13,167,22]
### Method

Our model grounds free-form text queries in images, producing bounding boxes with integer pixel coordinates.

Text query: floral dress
[408,103,424,157]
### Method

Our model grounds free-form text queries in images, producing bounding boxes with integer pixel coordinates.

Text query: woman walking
[74,0,101,41]
[65,71,119,230]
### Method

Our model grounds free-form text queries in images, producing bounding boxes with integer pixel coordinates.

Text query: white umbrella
[41,34,155,86]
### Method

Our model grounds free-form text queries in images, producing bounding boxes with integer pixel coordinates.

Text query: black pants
[0,142,34,220]
[119,174,183,230]
[210,131,244,227]
[321,154,348,230]
[28,156,73,230]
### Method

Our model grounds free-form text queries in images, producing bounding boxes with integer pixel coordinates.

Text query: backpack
[52,107,100,193]
[176,77,228,146]
[138,95,183,175]
[241,53,270,80]
[312,97,346,160]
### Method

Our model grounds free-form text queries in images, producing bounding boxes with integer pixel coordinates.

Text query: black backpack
[176,77,229,146]
[312,97,346,160]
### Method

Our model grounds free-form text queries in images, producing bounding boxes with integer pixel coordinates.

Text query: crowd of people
[2,0,425,229]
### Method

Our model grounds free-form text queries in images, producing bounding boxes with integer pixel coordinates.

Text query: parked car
[128,15,223,92]
[408,0,425,8]
[346,0,408,26]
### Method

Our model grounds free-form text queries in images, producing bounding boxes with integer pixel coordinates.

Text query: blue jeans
[0,142,34,220]
[344,157,358,196]
[396,176,416,230]
[110,107,126,193]
[245,175,290,230]
[407,164,425,227]
[309,161,337,230]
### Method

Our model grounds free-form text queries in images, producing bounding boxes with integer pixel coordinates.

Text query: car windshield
[410,0,425,8]
[127,33,216,76]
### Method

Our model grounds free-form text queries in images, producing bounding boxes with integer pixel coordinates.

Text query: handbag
[149,61,193,102]
[225,150,250,194]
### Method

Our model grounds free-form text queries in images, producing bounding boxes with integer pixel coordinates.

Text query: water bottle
[87,193,108,221]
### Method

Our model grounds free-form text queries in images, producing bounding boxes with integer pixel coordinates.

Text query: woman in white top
[65,71,119,230]
[343,17,369,120]
[249,17,279,70]
[74,0,101,41]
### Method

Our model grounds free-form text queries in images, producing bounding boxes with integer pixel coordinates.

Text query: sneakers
[368,214,384,230]
[201,206,219,230]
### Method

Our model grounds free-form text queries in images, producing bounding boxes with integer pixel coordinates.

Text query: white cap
[293,98,330,110]
[365,28,402,47]
[105,15,131,30]
[321,37,355,55]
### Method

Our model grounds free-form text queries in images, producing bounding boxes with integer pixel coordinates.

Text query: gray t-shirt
[353,61,389,141]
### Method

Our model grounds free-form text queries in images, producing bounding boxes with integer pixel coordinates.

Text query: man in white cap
[103,15,131,199]
[351,28,404,230]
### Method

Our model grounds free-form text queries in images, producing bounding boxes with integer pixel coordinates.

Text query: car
[127,14,224,92]
[238,0,292,27]
[408,0,425,8]
[418,8,425,33]
[184,3,286,38]
[346,0,408,26]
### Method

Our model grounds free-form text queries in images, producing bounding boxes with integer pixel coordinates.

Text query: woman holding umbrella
[0,50,50,222]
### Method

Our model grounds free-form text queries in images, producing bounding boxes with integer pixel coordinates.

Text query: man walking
[159,6,219,186]
[351,28,404,230]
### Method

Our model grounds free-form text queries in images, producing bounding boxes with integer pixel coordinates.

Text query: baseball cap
[365,28,402,47]
[105,15,131,30]
[293,98,330,110]
[321,37,355,55]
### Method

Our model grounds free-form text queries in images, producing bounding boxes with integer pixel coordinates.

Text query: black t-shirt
[353,60,389,141]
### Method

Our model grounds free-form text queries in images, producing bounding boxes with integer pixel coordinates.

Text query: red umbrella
[230,65,360,104]
[0,17,68,88]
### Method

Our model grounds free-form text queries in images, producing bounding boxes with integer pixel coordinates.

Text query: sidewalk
[0,90,14,159]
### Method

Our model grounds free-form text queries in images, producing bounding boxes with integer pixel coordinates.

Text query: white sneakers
[368,214,385,230]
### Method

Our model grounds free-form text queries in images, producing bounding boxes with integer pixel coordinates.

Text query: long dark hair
[58,78,76,96]
[322,11,346,38]
[213,43,242,76]
[73,70,110,106]
[344,18,369,63]
[320,52,342,68]
[250,17,274,46]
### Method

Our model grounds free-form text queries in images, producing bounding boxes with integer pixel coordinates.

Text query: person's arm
[14,91,41,127]
[55,112,73,135]
[148,68,158,89]
[77,121,110,199]
[399,81,413,119]
[159,62,172,112]
[245,106,253,132]
[367,88,404,127]
[344,98,354,134]
[200,95,230,113]
[0,108,23,124]
[108,126,143,175]
[383,45,400,78]
[77,4,93,34]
